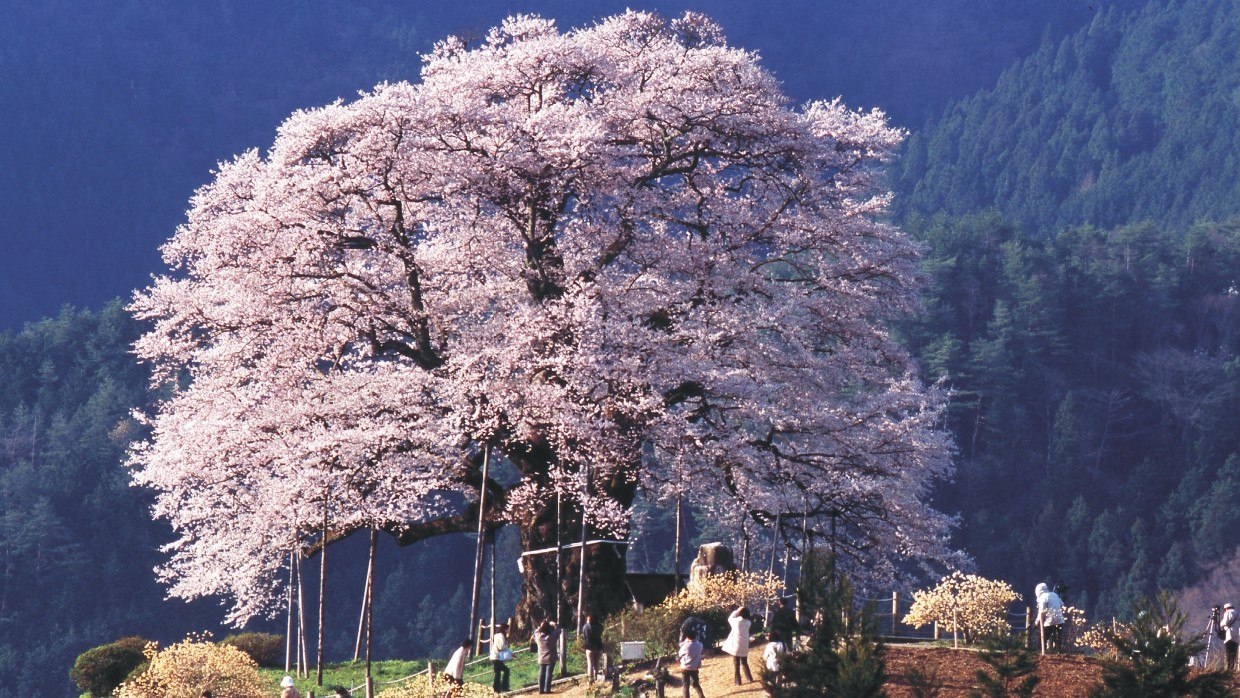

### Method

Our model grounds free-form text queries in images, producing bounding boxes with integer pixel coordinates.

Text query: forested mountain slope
[0,305,219,695]
[0,306,525,696]
[898,214,1239,618]
[894,0,1239,234]
[892,0,1240,621]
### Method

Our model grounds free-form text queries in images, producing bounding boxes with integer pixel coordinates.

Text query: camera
[1211,605,1221,621]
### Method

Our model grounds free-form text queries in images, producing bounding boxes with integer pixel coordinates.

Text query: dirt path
[545,641,1240,698]
[549,646,764,698]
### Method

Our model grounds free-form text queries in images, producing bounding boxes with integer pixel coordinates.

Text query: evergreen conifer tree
[765,551,887,697]
[969,633,1040,698]
[1087,592,1235,698]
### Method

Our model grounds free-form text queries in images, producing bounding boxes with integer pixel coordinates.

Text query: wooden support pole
[364,528,376,698]
[469,445,492,653]
[297,552,309,677]
[764,513,781,627]
[354,532,375,661]
[673,493,683,592]
[576,463,591,635]
[286,549,295,673]
[316,493,328,687]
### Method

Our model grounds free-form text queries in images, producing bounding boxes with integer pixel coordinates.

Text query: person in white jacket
[1222,602,1238,672]
[1035,582,1066,652]
[762,629,787,693]
[722,606,754,685]
[444,638,471,685]
[489,622,511,693]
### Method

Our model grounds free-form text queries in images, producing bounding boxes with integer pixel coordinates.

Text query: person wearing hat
[1035,582,1065,652]
[1222,602,1238,672]
[280,675,300,698]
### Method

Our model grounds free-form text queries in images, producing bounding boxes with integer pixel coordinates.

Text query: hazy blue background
[0,0,1134,332]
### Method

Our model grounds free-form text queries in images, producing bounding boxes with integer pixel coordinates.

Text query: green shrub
[221,632,285,668]
[602,605,729,659]
[70,636,151,697]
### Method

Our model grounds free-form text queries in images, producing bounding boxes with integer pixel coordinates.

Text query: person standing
[722,606,754,685]
[1035,582,1066,652]
[280,676,300,698]
[444,638,471,686]
[1222,602,1238,672]
[582,613,604,683]
[531,620,562,694]
[489,621,512,693]
[678,626,706,698]
[771,597,799,649]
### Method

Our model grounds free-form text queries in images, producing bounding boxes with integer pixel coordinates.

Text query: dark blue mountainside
[0,0,1140,333]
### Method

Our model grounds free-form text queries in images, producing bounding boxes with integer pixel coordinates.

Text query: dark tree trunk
[512,464,637,637]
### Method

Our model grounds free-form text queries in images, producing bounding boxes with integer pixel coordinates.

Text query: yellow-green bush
[375,674,494,698]
[903,571,1020,643]
[602,570,780,657]
[115,635,268,698]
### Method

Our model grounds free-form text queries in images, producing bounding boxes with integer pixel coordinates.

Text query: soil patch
[549,641,1240,698]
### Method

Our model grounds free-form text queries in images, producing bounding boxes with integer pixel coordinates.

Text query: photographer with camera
[1222,602,1238,672]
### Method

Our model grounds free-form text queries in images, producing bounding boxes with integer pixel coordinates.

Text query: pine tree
[969,633,1040,698]
[767,551,887,698]
[1086,592,1235,698]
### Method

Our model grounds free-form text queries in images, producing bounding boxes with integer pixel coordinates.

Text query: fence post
[891,592,898,637]
[952,607,959,649]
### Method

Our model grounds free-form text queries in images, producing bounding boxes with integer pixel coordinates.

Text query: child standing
[678,627,706,698]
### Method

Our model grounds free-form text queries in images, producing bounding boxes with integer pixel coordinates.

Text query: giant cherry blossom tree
[130,11,962,629]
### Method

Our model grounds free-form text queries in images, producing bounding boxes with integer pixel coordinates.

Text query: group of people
[678,598,801,698]
[456,613,605,695]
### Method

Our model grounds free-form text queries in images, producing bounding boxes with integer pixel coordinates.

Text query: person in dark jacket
[770,597,799,649]
[582,613,604,683]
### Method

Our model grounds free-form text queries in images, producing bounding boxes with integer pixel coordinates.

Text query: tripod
[1200,615,1219,669]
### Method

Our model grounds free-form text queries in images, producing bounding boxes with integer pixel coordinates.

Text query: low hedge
[221,632,285,668]
[70,636,151,697]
